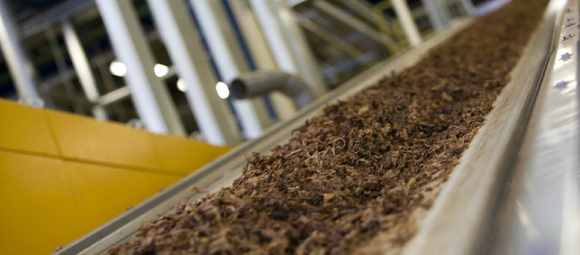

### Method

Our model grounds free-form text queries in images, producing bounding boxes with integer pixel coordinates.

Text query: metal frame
[43,25,86,115]
[391,0,422,46]
[190,0,272,140]
[420,0,451,30]
[53,21,472,255]
[312,0,391,49]
[404,1,568,254]
[146,0,242,145]
[0,0,40,103]
[226,0,298,120]
[62,20,108,120]
[490,0,580,253]
[95,0,185,136]
[249,0,328,97]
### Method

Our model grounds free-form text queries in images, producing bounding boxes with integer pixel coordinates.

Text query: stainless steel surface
[54,20,472,255]
[491,0,580,254]
[404,0,565,254]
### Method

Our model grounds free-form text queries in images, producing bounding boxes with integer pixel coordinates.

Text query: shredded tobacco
[109,0,549,254]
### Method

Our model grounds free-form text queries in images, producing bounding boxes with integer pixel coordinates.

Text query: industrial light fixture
[154,64,169,77]
[176,78,187,92]
[216,81,230,99]
[109,60,127,77]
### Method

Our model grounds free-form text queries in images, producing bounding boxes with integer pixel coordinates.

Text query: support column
[226,0,297,120]
[0,0,40,104]
[62,20,108,120]
[190,0,272,139]
[95,0,185,136]
[146,0,242,145]
[392,0,422,46]
[459,0,476,16]
[420,0,451,30]
[249,0,328,98]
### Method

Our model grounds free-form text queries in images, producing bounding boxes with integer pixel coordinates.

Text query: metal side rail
[488,0,580,254]
[404,0,580,254]
[54,20,472,255]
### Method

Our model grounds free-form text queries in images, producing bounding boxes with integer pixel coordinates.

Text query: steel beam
[146,0,242,145]
[190,0,272,139]
[392,0,422,46]
[0,0,40,104]
[459,0,476,16]
[420,0,451,30]
[249,0,328,98]
[95,0,185,135]
[62,20,108,120]
[44,26,85,115]
[313,0,389,48]
[226,0,297,120]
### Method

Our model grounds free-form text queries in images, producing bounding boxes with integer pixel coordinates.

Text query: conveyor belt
[55,0,570,253]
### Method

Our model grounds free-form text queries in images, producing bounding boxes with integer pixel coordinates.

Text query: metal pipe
[249,0,328,97]
[226,0,297,120]
[460,0,476,16]
[0,0,41,104]
[391,0,422,46]
[95,0,185,136]
[146,0,243,145]
[44,25,85,115]
[231,71,314,108]
[190,0,272,140]
[420,0,451,30]
[62,20,108,120]
[313,0,390,48]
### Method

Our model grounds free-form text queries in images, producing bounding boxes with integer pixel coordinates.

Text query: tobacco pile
[109,0,549,254]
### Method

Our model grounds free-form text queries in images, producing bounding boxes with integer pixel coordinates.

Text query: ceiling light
[154,64,169,77]
[109,60,127,77]
[215,81,230,99]
[176,78,187,92]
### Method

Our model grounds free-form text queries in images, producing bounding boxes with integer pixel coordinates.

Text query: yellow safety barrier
[0,99,231,254]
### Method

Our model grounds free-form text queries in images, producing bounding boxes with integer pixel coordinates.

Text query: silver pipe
[0,0,40,104]
[231,71,314,108]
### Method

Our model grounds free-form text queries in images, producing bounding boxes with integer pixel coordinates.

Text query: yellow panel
[0,99,58,155]
[63,161,181,230]
[45,110,163,170]
[0,151,86,255]
[150,133,231,174]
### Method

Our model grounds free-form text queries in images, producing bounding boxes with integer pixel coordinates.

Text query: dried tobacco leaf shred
[108,0,549,254]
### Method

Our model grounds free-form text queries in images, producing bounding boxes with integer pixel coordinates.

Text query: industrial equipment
[54,0,579,254]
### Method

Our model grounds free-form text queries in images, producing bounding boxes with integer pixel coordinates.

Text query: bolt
[567,22,576,27]
[569,17,575,22]
[561,52,572,60]
[564,34,574,40]
[126,206,133,211]
[555,81,568,88]
[55,246,63,252]
[568,8,574,13]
